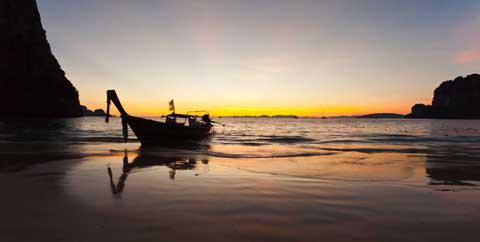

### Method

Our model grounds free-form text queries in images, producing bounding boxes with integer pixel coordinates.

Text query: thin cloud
[453,47,480,64]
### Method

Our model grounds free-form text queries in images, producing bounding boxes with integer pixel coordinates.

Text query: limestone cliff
[0,0,82,117]
[407,74,480,119]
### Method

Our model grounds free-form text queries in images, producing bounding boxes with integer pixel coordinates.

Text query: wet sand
[1,152,480,242]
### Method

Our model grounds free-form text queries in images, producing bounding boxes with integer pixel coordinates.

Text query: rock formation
[0,0,82,117]
[407,74,480,119]
[80,105,109,117]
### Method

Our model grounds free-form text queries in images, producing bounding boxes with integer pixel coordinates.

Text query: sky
[37,0,480,116]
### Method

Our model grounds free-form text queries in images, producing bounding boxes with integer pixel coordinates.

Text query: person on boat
[188,116,198,127]
[201,114,212,125]
[166,115,176,125]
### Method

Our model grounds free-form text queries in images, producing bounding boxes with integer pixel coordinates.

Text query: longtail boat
[105,90,216,145]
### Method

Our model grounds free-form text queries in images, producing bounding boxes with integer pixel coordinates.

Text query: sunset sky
[38,0,480,116]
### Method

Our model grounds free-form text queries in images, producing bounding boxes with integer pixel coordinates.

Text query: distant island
[222,115,299,118]
[357,113,405,119]
[326,113,405,119]
[407,74,480,119]
[218,114,407,119]
[80,105,112,117]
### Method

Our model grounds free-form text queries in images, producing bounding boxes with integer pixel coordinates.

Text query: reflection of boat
[107,146,209,196]
[105,90,218,145]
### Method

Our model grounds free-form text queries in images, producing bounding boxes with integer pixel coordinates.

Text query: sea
[1,117,480,241]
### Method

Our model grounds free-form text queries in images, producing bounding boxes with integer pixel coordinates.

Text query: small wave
[0,136,138,144]
[256,135,315,143]
[206,151,336,159]
[368,137,480,144]
[216,135,315,145]
[320,147,429,154]
[214,142,267,146]
[69,136,138,143]
[314,139,371,144]
[362,133,480,144]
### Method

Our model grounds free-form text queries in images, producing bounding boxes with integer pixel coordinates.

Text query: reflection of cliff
[426,165,480,186]
[407,74,480,119]
[0,0,82,117]
[107,147,209,196]
[425,148,480,186]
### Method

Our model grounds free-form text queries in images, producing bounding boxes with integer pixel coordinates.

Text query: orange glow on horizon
[81,88,412,118]
[86,100,410,117]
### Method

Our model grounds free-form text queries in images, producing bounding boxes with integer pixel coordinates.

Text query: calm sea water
[1,117,480,241]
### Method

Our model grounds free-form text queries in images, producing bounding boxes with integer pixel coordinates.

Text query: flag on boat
[169,99,175,112]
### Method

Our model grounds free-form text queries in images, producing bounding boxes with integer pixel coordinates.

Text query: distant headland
[357,113,405,119]
[219,114,406,119]
[223,115,299,118]
[80,106,112,117]
[407,74,480,119]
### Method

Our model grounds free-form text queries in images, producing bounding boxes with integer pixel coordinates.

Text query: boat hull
[126,116,212,145]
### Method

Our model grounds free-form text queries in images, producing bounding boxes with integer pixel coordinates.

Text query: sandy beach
[2,133,480,242]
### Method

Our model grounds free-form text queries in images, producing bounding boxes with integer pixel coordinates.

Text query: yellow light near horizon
[205,106,365,117]
[85,94,409,117]
[104,105,374,117]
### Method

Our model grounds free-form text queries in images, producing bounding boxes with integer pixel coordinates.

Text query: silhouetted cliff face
[0,0,82,117]
[407,74,480,119]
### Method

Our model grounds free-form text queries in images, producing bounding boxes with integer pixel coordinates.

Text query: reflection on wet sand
[425,145,480,186]
[107,145,210,196]
[427,166,480,186]
[423,122,480,187]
